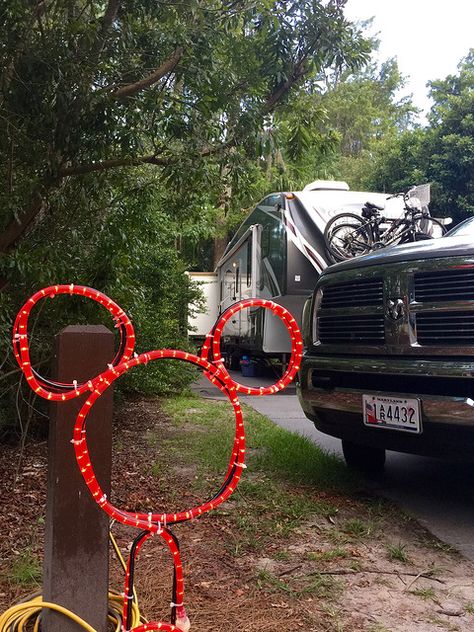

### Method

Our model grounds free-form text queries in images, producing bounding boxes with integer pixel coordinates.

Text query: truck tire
[342,440,386,473]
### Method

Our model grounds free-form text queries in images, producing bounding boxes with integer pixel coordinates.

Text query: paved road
[193,372,474,561]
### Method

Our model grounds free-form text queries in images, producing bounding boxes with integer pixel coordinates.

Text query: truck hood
[324,235,474,274]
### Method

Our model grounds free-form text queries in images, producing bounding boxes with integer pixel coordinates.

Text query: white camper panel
[262,294,308,354]
[187,272,219,337]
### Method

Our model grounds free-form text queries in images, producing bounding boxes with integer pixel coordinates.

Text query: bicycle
[323,186,447,263]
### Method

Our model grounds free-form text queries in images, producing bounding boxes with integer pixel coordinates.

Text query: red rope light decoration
[13,285,303,632]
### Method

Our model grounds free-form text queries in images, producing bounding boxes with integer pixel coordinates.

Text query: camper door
[219,229,257,339]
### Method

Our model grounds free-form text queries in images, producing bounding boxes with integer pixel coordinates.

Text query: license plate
[362,395,421,433]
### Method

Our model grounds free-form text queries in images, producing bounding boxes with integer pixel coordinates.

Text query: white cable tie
[170,602,184,608]
[73,380,78,390]
[98,494,107,505]
[235,462,247,469]
[156,520,162,534]
[121,593,134,600]
[87,380,93,390]
[134,352,139,359]
[70,438,82,445]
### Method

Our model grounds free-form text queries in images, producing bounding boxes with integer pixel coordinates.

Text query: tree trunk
[212,157,234,269]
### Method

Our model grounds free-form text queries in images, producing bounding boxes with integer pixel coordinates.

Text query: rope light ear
[202,298,303,396]
[13,286,303,632]
[12,284,135,401]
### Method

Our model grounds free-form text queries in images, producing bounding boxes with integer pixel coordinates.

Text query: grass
[156,397,362,556]
[160,395,358,554]
[161,396,357,491]
[386,542,410,563]
[411,587,437,601]
[256,568,340,600]
[343,518,372,538]
[6,550,42,586]
[426,616,460,632]
[306,548,349,562]
[156,393,469,631]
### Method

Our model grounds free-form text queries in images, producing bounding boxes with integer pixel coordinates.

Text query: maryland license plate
[362,395,421,434]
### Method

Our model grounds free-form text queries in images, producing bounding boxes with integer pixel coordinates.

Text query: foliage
[317,58,418,190]
[366,50,474,222]
[227,52,418,207]
[0,0,368,437]
[424,50,474,219]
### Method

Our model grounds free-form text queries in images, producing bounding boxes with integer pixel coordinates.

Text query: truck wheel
[342,440,386,473]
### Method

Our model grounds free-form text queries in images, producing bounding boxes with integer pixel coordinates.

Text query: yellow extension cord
[0,530,146,631]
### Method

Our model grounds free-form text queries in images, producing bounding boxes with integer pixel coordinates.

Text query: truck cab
[297,218,474,471]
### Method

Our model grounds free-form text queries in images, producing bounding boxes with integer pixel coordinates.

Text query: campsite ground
[1,393,474,631]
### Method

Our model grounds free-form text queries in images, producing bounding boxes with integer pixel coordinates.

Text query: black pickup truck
[297,218,474,471]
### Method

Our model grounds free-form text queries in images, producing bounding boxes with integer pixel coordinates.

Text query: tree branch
[57,139,231,177]
[0,185,49,254]
[262,58,309,115]
[0,137,227,254]
[307,568,446,584]
[100,0,120,37]
[261,30,325,116]
[57,154,171,177]
[112,47,184,100]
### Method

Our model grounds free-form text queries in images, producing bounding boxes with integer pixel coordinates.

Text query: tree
[319,57,418,189]
[0,1,368,260]
[365,50,474,222]
[424,50,474,219]
[0,0,368,436]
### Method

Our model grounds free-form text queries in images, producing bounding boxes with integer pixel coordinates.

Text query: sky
[344,0,474,120]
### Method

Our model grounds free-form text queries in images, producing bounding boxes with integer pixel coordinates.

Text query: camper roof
[303,180,350,192]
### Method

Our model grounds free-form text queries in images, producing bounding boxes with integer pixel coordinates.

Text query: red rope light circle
[200,298,303,396]
[12,284,135,401]
[72,350,244,529]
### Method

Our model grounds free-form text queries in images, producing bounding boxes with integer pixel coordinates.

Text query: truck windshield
[445,217,474,237]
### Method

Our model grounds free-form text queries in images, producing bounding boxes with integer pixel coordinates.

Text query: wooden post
[42,325,114,632]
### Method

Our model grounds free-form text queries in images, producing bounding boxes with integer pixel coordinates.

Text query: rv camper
[188,180,409,367]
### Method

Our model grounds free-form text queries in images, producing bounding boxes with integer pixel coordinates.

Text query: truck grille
[318,314,385,344]
[417,312,474,345]
[415,268,474,302]
[321,278,383,309]
[314,256,474,355]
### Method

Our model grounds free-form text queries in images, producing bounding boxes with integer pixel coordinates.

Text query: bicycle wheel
[324,212,368,240]
[416,216,447,239]
[401,216,447,243]
[326,222,372,262]
[324,213,372,263]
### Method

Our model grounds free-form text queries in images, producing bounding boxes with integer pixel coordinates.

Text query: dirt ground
[1,395,474,631]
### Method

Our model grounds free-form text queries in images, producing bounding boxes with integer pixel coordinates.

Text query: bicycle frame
[363,212,419,248]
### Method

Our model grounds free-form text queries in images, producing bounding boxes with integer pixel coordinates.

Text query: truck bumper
[297,354,474,459]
